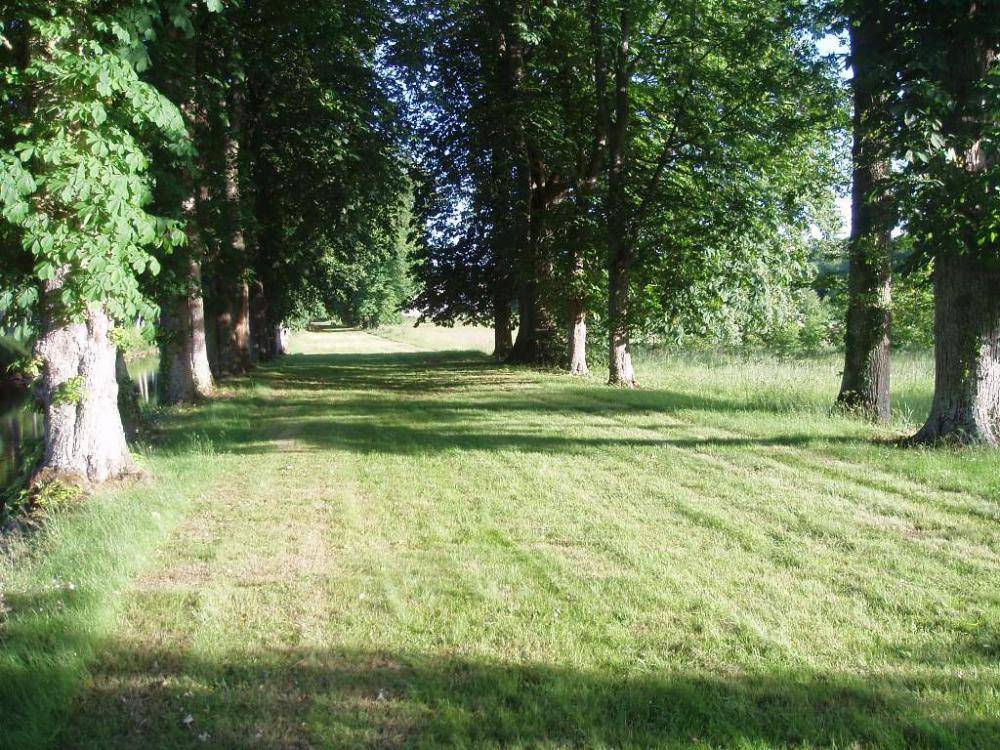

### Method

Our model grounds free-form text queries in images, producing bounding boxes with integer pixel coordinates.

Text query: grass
[0,324,998,749]
[373,316,496,353]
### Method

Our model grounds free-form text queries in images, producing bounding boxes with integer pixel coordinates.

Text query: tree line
[1,0,411,484]
[1,0,999,491]
[397,0,1000,443]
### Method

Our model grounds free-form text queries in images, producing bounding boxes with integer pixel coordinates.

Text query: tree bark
[607,250,636,387]
[605,9,637,388]
[568,298,589,376]
[232,279,251,368]
[158,253,214,405]
[508,190,561,365]
[116,349,141,442]
[250,279,270,362]
[216,86,253,375]
[213,279,252,376]
[33,296,137,485]
[493,296,513,360]
[271,322,290,357]
[837,10,893,421]
[258,313,289,361]
[913,253,1000,444]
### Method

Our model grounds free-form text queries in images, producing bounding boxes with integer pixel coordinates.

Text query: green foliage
[109,324,155,354]
[398,0,846,348]
[238,0,407,330]
[0,336,30,376]
[25,479,86,518]
[755,288,842,356]
[880,2,1000,269]
[334,187,418,329]
[0,3,191,328]
[891,267,934,350]
[0,437,42,524]
[52,375,87,406]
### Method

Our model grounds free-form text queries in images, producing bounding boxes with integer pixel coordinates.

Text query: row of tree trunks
[28,8,277,486]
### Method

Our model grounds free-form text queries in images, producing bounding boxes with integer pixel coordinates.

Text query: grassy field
[1,325,998,749]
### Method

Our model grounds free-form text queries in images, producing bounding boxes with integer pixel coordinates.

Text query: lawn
[1,325,997,749]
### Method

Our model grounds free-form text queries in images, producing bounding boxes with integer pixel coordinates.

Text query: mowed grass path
[1,327,998,749]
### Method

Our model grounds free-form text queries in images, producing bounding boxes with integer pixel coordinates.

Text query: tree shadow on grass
[150,350,862,458]
[255,350,513,394]
[46,642,998,750]
[154,397,853,459]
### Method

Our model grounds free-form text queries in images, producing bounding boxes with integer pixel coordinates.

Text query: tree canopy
[2,0,1000,484]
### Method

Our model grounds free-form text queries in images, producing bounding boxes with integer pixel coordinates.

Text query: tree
[886,1,1000,444]
[393,0,528,358]
[836,2,894,421]
[152,7,216,404]
[589,0,842,386]
[0,2,189,482]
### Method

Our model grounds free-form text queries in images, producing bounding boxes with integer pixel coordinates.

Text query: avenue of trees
[399,0,1000,440]
[0,0,999,489]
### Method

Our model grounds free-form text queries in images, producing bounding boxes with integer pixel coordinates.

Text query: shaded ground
[2,328,998,749]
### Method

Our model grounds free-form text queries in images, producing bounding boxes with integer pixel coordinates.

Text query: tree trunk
[232,279,251,368]
[272,322,290,357]
[250,279,269,363]
[837,11,892,421]
[568,298,589,376]
[913,253,1000,445]
[156,20,215,397]
[213,280,252,376]
[217,86,253,375]
[605,8,637,388]
[259,314,289,360]
[607,252,636,387]
[211,286,232,378]
[116,349,141,442]
[159,254,214,405]
[493,296,513,360]
[912,26,999,444]
[508,191,561,365]
[510,280,536,361]
[33,299,136,485]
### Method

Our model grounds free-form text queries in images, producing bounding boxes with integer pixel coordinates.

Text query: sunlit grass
[374,315,496,353]
[1,326,997,749]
